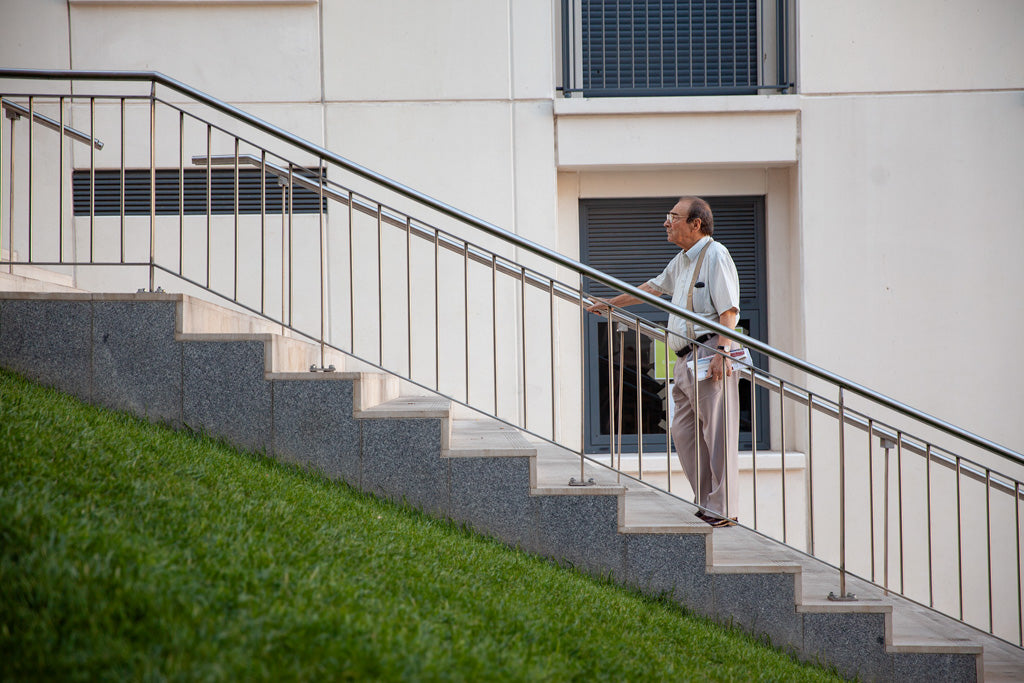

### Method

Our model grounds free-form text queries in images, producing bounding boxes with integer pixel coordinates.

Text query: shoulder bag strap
[684,239,712,341]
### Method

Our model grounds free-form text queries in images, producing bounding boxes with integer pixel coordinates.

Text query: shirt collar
[684,235,712,260]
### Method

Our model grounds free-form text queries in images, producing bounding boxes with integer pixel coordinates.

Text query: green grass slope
[0,369,842,681]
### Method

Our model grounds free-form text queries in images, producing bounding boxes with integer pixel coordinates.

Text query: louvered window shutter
[72,168,326,216]
[581,0,758,96]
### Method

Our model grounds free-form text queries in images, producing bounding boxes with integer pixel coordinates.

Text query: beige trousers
[671,344,740,518]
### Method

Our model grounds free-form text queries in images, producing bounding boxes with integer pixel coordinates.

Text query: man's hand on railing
[585,296,612,314]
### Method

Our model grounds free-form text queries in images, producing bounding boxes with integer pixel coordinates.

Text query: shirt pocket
[692,281,713,315]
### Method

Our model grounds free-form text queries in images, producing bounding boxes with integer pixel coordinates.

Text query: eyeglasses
[666,213,686,223]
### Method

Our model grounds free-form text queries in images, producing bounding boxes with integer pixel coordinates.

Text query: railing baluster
[179,112,185,277]
[89,97,94,264]
[58,96,63,263]
[27,96,32,262]
[318,159,326,369]
[463,239,469,403]
[148,92,155,291]
[780,378,787,544]
[433,226,439,391]
[406,216,412,378]
[868,419,876,582]
[120,98,124,264]
[348,189,355,354]
[898,432,905,594]
[259,150,265,313]
[280,180,287,333]
[884,438,891,594]
[206,124,212,288]
[987,468,994,634]
[0,95,5,272]
[1017,481,1022,646]
[926,444,934,607]
[287,165,294,328]
[752,365,760,530]
[836,388,848,599]
[377,202,384,366]
[635,315,643,479]
[233,138,239,301]
[692,342,700,509]
[665,334,673,493]
[606,310,615,471]
[549,278,557,442]
[805,390,812,551]
[578,287,586,484]
[521,265,527,430]
[956,455,964,620]
[492,253,499,415]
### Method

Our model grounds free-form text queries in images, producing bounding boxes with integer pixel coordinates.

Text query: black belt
[676,333,714,358]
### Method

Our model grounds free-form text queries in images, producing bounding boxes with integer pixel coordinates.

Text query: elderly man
[588,196,741,527]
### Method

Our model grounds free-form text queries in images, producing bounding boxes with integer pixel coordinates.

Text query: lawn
[0,368,842,681]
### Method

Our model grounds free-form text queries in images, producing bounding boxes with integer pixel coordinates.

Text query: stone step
[0,265,80,292]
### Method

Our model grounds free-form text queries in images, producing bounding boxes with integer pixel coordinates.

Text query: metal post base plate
[568,477,596,486]
[827,592,858,602]
[309,364,336,373]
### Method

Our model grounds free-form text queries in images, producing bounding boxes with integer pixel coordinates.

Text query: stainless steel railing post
[634,317,643,479]
[349,189,356,355]
[987,468,994,633]
[897,432,905,593]
[753,365,760,530]
[805,390,813,551]
[828,387,855,601]
[521,265,528,430]
[89,97,94,264]
[616,322,626,478]
[148,93,155,292]
[27,96,32,263]
[492,253,499,415]
[179,112,185,277]
[0,100,6,271]
[956,454,964,618]
[206,125,212,288]
[1017,481,1022,646]
[318,159,327,370]
[58,96,64,263]
[377,202,384,366]
[549,278,557,442]
[665,338,673,493]
[259,150,266,313]
[406,216,413,378]
[433,225,439,391]
[780,378,787,544]
[868,419,876,582]
[607,311,616,470]
[119,98,125,264]
[233,137,240,301]
[926,444,934,607]
[692,341,700,509]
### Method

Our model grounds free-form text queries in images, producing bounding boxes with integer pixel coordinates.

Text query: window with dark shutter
[580,0,758,96]
[580,195,768,452]
[72,168,327,216]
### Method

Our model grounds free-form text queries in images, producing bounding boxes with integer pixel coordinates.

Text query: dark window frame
[579,194,770,454]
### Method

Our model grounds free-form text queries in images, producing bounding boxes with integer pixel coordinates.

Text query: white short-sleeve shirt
[646,236,741,352]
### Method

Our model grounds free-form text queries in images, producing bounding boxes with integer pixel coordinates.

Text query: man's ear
[690,217,702,232]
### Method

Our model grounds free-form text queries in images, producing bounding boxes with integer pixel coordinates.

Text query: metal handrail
[1,68,1015,466]
[3,69,1023,649]
[1,97,104,149]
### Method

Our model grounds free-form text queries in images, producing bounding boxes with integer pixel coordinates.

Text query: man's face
[664,200,700,249]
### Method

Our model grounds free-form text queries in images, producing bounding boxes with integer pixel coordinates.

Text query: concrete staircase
[1,289,1021,681]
